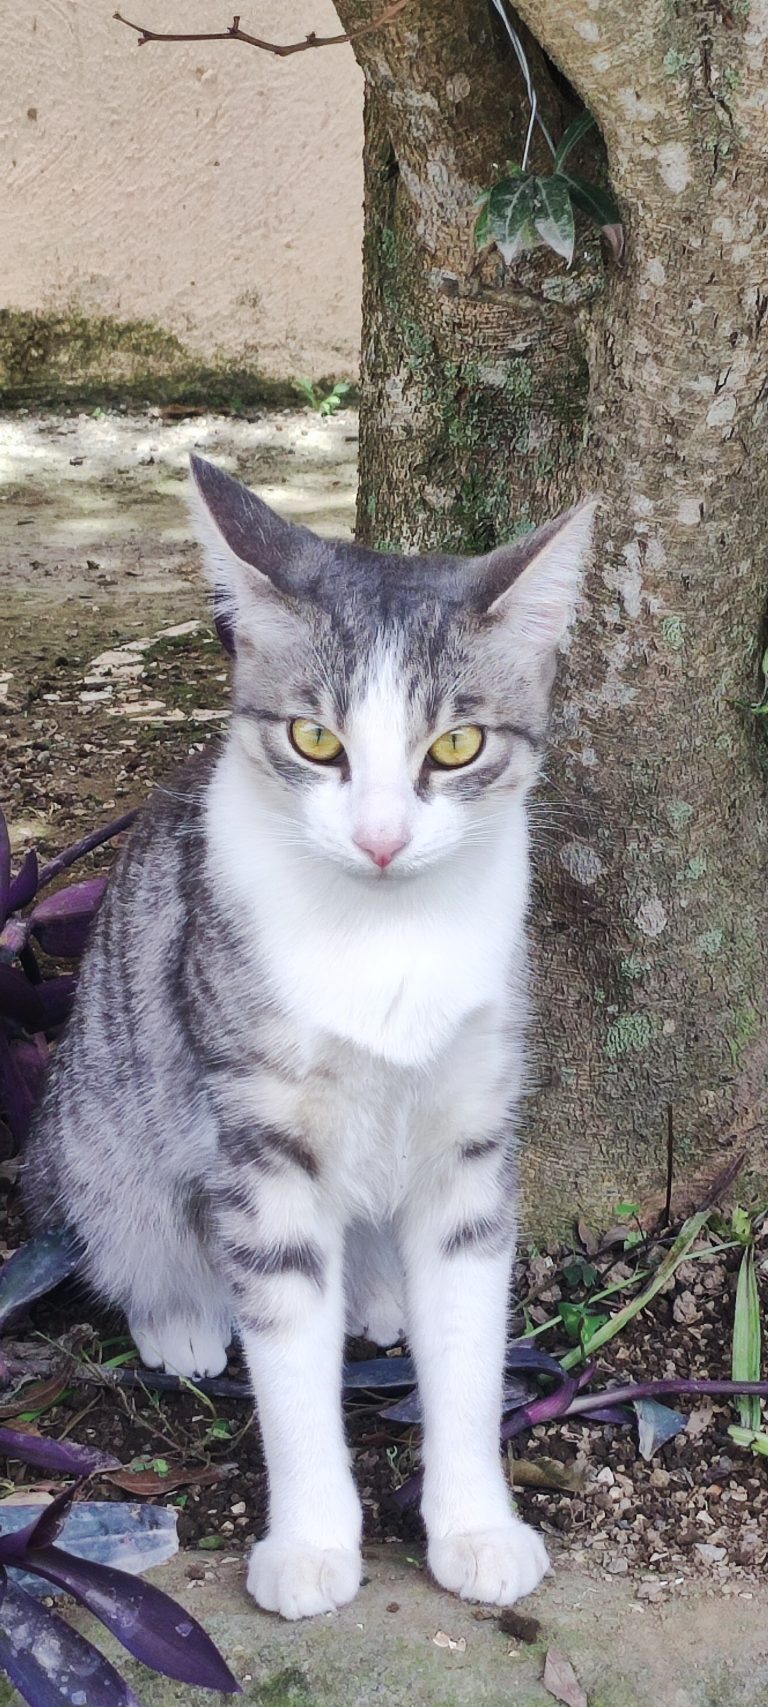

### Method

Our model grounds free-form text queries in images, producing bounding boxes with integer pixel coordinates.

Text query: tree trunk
[335,0,768,1232]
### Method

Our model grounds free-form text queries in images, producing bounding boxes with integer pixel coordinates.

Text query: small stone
[605,1556,629,1574]
[694,1543,726,1564]
[230,1502,246,1516]
[735,1532,767,1566]
[637,1582,665,1603]
[649,1468,670,1489]
[596,1466,615,1487]
[672,1290,699,1325]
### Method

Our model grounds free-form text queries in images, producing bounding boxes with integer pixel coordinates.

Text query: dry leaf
[0,1370,71,1420]
[543,1646,588,1707]
[432,1630,467,1653]
[0,1488,54,1507]
[509,1455,585,1493]
[686,1402,715,1438]
[106,1462,226,1497]
[577,1218,600,1257]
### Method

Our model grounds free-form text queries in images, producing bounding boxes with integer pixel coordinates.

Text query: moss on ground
[0,307,354,413]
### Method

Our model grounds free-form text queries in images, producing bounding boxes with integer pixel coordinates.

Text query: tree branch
[113,1,410,58]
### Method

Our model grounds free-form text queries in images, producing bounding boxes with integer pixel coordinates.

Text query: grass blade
[560,1209,712,1370]
[732,1240,762,1430]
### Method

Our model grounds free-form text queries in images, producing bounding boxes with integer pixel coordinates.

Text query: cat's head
[190,455,595,880]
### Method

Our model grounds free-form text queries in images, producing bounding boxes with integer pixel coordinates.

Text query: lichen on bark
[336,0,768,1232]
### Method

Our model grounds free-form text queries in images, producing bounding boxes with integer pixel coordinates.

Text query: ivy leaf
[554,110,596,171]
[557,169,624,259]
[481,169,541,264]
[532,174,575,264]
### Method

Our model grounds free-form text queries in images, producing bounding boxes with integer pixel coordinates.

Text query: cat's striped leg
[213,1136,362,1620]
[398,1139,549,1606]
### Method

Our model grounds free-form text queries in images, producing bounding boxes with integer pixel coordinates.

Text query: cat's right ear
[188,456,312,638]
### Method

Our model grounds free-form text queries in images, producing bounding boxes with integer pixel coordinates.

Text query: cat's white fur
[188,504,594,1617]
[47,485,593,1621]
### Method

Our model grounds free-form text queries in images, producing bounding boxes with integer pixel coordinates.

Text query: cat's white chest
[207,759,529,1068]
[267,902,512,1065]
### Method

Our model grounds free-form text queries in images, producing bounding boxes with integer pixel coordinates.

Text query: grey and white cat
[24,458,595,1620]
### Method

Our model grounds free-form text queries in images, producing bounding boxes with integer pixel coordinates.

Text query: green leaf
[554,109,596,170]
[532,174,575,264]
[558,169,624,258]
[615,1200,640,1221]
[559,1302,586,1343]
[561,1208,712,1371]
[559,1302,609,1346]
[731,1205,753,1245]
[562,1258,599,1289]
[296,377,318,410]
[483,170,541,264]
[728,1424,768,1457]
[732,1240,762,1431]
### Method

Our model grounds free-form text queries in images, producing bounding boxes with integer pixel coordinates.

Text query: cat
[24,457,595,1620]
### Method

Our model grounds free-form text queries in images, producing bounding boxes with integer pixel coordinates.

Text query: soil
[1,408,766,1613]
[0,1224,762,1609]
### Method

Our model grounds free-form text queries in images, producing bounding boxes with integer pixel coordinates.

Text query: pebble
[672,1290,700,1325]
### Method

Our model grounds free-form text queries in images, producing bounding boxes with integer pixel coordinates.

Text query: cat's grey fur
[24,458,595,1619]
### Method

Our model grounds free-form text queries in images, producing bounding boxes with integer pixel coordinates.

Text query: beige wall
[1,1,364,378]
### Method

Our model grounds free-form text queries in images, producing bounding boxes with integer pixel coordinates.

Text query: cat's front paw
[428,1520,549,1606]
[129,1314,229,1379]
[247,1537,362,1620]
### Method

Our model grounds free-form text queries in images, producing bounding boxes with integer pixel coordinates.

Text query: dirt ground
[1,409,767,1706]
[0,407,356,859]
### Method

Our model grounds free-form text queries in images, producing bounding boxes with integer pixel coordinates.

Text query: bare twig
[662,1102,674,1229]
[113,2,410,58]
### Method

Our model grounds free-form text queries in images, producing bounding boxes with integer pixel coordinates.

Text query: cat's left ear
[478,498,597,648]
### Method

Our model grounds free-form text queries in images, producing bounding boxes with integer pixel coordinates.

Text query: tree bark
[335,0,768,1232]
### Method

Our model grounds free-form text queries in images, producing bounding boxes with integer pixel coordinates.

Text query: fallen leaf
[0,1369,71,1420]
[432,1630,467,1652]
[543,1646,588,1707]
[686,1401,716,1438]
[106,1462,227,1496]
[577,1218,600,1257]
[508,1455,585,1493]
[0,1489,53,1507]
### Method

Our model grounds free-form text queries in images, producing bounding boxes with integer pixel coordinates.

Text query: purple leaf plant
[0,806,136,1144]
[0,1430,240,1703]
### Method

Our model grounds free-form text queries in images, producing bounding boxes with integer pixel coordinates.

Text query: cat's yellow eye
[289,718,344,764]
[428,725,485,769]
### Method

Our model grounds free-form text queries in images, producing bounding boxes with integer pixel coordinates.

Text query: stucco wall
[1,1,364,379]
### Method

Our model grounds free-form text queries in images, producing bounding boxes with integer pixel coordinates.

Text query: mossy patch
[252,1669,314,1706]
[605,1012,655,1058]
[0,307,350,413]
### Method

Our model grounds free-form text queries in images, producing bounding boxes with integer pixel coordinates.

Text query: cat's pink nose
[354,832,410,869]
